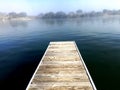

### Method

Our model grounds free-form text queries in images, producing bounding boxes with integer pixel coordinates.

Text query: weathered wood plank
[26,41,96,90]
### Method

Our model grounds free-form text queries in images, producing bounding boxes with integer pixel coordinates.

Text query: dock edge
[74,41,97,90]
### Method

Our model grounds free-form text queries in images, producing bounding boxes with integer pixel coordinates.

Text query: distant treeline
[37,9,120,19]
[0,12,27,20]
[1,9,120,19]
[8,12,27,19]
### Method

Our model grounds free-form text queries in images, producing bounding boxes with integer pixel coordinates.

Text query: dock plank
[26,41,96,90]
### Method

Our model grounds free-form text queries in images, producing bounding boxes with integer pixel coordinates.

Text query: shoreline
[0,15,120,23]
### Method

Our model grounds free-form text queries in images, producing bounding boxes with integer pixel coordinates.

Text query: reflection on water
[0,17,120,90]
[38,17,120,26]
[41,19,66,25]
[9,20,28,28]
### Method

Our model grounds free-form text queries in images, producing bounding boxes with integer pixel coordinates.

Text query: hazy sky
[0,0,120,15]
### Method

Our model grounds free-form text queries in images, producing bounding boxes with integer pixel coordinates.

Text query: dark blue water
[0,17,120,90]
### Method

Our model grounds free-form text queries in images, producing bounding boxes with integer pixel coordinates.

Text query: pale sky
[0,0,120,15]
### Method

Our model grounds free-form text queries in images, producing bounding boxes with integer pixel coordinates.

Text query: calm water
[0,17,120,90]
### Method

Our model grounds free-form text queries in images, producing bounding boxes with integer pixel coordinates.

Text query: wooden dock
[26,41,96,90]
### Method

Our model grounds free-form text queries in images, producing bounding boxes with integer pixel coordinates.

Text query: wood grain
[27,41,94,90]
